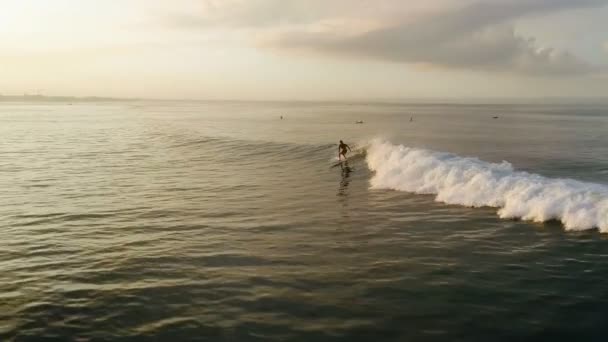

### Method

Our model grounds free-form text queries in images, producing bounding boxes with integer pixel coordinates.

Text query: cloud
[262,0,607,75]
[163,0,439,28]
[164,0,607,75]
[267,23,594,76]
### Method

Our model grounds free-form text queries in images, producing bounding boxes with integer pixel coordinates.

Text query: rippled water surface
[2,101,608,341]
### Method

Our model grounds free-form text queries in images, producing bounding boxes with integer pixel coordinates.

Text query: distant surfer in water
[338,140,352,161]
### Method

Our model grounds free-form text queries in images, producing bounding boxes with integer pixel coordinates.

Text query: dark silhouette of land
[0,94,132,102]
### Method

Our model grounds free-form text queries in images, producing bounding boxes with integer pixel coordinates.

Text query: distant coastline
[0,94,134,102]
[0,94,606,105]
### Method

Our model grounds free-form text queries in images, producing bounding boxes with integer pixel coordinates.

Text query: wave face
[366,140,608,232]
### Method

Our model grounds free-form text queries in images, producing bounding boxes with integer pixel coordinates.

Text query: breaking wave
[365,140,608,232]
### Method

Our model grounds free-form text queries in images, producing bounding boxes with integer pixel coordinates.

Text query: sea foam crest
[365,140,608,232]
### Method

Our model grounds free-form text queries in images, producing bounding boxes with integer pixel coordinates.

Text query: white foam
[365,139,608,232]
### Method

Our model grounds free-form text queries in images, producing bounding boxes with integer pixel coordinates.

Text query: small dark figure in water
[338,140,352,161]
[493,116,499,119]
[355,120,363,124]
[280,115,283,120]
[410,116,413,122]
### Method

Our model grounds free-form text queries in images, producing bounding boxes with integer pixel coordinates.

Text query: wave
[365,140,608,232]
[161,131,336,164]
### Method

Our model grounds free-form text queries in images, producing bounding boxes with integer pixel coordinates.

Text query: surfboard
[331,159,348,168]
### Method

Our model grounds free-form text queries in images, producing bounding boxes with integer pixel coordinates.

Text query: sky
[1,0,607,100]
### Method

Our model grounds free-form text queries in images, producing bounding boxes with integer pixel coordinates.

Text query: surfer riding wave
[338,140,352,161]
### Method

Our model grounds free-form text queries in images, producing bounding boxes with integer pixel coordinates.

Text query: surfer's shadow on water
[337,161,353,197]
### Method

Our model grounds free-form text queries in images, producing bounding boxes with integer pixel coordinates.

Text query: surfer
[338,140,352,161]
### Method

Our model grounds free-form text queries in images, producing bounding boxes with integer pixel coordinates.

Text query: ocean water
[1,100,608,341]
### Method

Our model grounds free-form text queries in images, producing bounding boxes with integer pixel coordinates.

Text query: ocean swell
[365,140,608,232]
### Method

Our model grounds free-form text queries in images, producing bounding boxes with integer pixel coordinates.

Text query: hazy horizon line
[1,93,607,105]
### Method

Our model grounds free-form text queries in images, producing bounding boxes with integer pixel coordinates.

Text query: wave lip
[365,140,608,232]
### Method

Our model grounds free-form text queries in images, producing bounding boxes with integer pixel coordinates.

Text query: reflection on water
[338,161,352,197]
